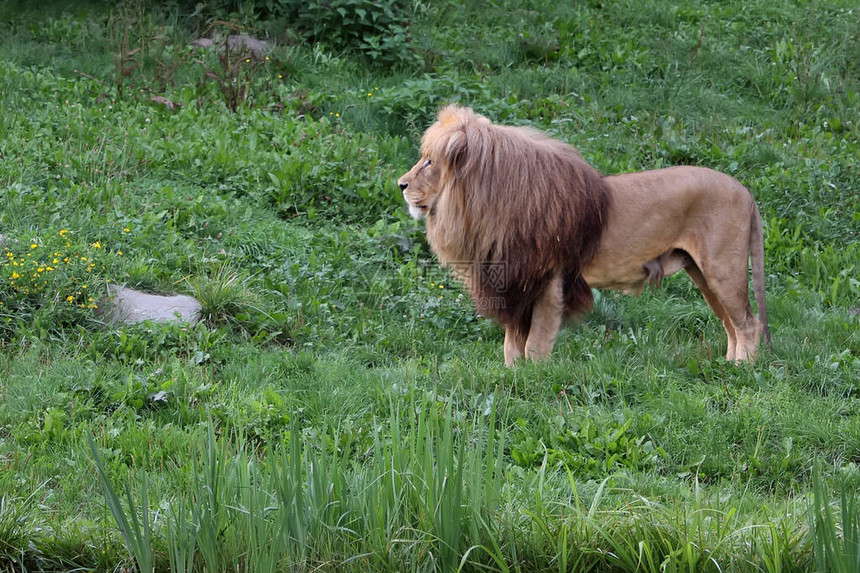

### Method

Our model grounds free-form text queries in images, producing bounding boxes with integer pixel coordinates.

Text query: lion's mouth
[408,203,429,220]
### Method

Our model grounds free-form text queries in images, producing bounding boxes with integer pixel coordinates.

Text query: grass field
[0,0,858,571]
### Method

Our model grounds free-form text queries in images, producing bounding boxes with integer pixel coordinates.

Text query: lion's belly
[582,166,727,293]
[582,260,650,293]
[581,214,683,293]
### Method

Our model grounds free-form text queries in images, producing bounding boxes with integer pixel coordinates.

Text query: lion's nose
[398,182,408,191]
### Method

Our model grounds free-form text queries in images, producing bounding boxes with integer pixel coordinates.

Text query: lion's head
[397,105,485,220]
[398,105,611,336]
[397,157,438,220]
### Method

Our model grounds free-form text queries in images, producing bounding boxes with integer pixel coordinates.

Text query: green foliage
[510,414,665,476]
[0,488,42,570]
[810,468,860,573]
[0,0,858,570]
[91,437,155,573]
[0,229,119,337]
[268,0,420,68]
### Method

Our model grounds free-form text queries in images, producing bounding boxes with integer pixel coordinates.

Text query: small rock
[192,38,215,49]
[227,34,271,56]
[150,96,180,110]
[193,35,271,57]
[102,285,201,326]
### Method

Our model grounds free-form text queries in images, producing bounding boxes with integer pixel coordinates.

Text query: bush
[267,0,420,68]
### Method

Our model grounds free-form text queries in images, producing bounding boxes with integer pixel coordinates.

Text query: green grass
[0,0,858,571]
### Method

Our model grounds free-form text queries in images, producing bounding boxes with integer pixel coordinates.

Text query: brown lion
[398,105,771,366]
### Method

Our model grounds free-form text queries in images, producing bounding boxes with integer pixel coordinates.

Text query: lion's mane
[421,106,611,336]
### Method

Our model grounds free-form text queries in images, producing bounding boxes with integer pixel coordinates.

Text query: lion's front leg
[504,326,527,367]
[524,275,565,362]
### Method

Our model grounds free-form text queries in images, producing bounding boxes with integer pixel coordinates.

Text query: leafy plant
[0,229,119,337]
[270,0,420,67]
[511,415,665,477]
[194,20,274,111]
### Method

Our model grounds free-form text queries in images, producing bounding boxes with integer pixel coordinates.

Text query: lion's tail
[750,203,771,346]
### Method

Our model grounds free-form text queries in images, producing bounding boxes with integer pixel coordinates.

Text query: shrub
[267,0,420,68]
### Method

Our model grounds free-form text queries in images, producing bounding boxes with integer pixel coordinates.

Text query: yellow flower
[11,272,19,279]
[92,241,102,249]
[123,228,130,233]
[59,229,69,237]
[30,244,37,249]
[66,295,74,303]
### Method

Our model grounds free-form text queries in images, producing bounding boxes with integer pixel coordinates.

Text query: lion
[398,105,771,366]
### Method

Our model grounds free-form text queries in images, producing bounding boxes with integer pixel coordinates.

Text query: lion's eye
[425,159,432,167]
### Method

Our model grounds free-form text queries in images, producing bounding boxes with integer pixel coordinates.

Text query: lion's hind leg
[687,260,762,363]
[685,264,740,362]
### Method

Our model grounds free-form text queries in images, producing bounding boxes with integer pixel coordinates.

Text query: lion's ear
[440,127,468,168]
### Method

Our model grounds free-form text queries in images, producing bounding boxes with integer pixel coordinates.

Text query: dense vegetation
[0,0,858,570]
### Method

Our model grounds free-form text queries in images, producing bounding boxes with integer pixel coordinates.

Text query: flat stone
[227,34,271,55]
[102,285,201,325]
[193,35,271,56]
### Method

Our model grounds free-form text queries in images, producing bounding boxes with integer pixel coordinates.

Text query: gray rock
[227,34,271,55]
[102,285,201,325]
[193,35,271,56]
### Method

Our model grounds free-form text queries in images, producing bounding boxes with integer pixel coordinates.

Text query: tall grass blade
[88,435,154,573]
[0,485,43,568]
[166,498,196,573]
[810,468,860,573]
[192,419,229,573]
